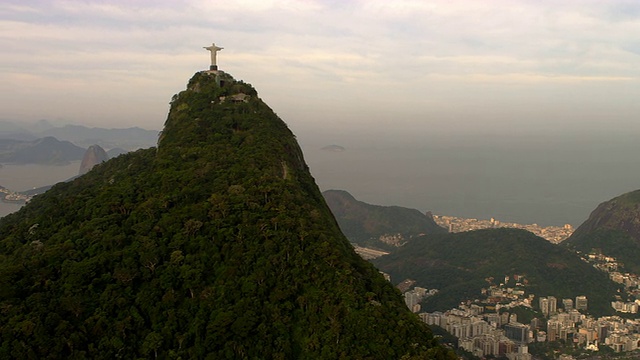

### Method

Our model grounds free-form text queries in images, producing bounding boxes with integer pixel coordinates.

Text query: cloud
[1,0,640,131]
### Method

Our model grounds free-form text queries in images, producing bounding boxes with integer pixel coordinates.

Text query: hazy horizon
[2,1,640,134]
[2,128,640,228]
[303,131,640,227]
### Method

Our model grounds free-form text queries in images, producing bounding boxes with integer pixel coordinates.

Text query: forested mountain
[373,228,620,316]
[564,189,640,273]
[0,71,453,359]
[323,189,446,250]
[0,136,86,165]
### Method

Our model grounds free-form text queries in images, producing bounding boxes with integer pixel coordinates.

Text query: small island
[321,144,345,152]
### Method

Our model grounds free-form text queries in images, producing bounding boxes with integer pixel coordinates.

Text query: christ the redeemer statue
[204,43,223,70]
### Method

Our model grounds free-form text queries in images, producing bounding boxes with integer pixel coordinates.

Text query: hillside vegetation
[373,228,620,316]
[323,189,446,250]
[564,189,640,273]
[0,72,452,359]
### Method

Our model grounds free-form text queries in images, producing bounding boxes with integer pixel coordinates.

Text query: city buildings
[432,215,573,243]
[576,296,588,311]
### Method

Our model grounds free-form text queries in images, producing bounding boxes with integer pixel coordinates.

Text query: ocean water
[0,161,80,218]
[301,133,640,227]
[1,134,639,228]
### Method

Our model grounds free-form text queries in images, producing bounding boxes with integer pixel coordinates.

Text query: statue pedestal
[210,65,218,71]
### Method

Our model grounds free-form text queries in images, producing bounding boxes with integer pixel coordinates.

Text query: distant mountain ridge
[564,189,640,273]
[0,136,85,165]
[323,189,446,250]
[0,120,158,151]
[42,125,158,150]
[0,121,159,165]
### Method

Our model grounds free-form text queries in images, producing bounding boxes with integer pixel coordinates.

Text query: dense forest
[323,189,446,250]
[564,189,640,273]
[373,228,621,316]
[0,72,453,359]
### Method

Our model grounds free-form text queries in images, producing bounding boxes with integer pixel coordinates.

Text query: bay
[2,133,640,228]
[302,133,640,228]
[0,162,80,218]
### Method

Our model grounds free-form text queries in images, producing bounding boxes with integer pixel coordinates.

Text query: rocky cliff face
[0,71,452,359]
[78,144,109,175]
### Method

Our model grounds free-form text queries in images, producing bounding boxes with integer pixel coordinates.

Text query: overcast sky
[2,0,640,143]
